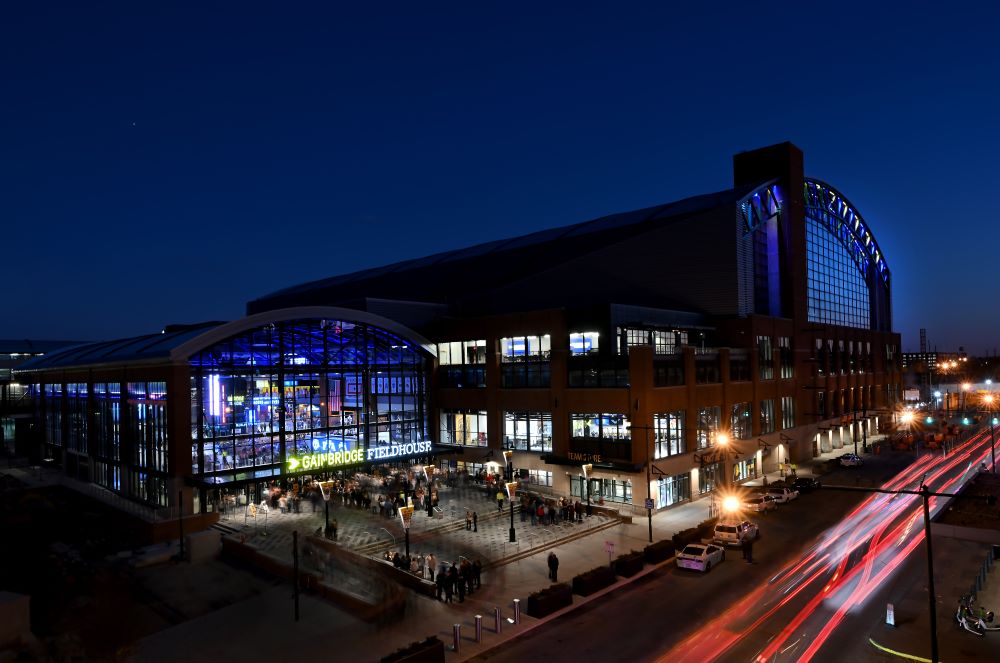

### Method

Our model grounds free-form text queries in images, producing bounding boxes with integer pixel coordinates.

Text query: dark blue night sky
[4,2,999,353]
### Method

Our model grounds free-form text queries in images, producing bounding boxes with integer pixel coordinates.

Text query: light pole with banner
[505,481,518,543]
[399,504,414,557]
[502,450,514,482]
[319,480,335,534]
[581,463,593,516]
[423,465,436,517]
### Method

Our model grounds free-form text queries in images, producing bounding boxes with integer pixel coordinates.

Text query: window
[437,339,486,387]
[657,474,691,508]
[569,331,600,356]
[805,213,870,329]
[526,469,553,487]
[502,411,552,452]
[781,396,795,429]
[760,399,775,434]
[729,351,751,382]
[501,335,551,387]
[695,356,721,384]
[696,406,722,449]
[440,409,487,446]
[653,360,685,387]
[699,461,721,494]
[730,402,752,439]
[653,411,685,458]
[571,413,631,440]
[437,340,486,365]
[618,327,690,356]
[778,337,793,379]
[757,336,773,380]
[570,414,631,462]
[818,391,827,419]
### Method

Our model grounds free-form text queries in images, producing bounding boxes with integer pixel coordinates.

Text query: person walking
[743,537,754,563]
[547,552,559,582]
[496,489,505,513]
[473,511,478,532]
[473,559,482,589]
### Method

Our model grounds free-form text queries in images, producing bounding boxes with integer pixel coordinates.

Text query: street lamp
[502,449,514,482]
[716,432,731,486]
[505,481,518,543]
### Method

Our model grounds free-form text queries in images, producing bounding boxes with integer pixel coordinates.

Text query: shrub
[613,550,645,577]
[572,565,616,596]
[643,539,675,563]
[526,583,572,617]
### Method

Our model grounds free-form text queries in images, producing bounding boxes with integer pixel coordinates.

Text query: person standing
[331,518,338,541]
[743,537,754,563]
[473,559,482,589]
[547,552,559,581]
[427,553,436,582]
[472,511,478,532]
[466,510,472,531]
[496,489,504,513]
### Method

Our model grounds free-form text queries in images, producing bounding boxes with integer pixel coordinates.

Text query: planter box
[614,552,645,577]
[572,565,616,596]
[527,583,572,618]
[644,540,674,564]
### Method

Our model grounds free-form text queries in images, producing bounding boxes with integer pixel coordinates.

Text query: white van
[713,520,759,546]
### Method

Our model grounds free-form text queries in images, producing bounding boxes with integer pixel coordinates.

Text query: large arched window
[803,180,892,331]
[184,313,431,481]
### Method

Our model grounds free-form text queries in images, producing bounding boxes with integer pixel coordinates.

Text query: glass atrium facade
[189,317,431,486]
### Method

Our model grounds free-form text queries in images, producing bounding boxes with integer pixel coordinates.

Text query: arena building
[16,142,901,521]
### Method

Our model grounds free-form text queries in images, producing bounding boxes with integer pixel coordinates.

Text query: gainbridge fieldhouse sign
[288,440,433,472]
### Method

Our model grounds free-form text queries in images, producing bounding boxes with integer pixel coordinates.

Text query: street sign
[644,498,654,510]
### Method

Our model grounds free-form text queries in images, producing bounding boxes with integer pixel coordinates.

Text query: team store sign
[288,441,433,472]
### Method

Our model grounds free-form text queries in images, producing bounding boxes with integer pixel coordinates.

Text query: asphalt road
[469,452,919,663]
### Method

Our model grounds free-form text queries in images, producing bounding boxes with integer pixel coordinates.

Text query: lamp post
[983,395,996,473]
[716,432,731,487]
[505,481,517,543]
[502,449,514,482]
[399,504,414,557]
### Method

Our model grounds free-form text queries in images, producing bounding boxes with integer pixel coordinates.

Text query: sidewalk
[868,536,1000,661]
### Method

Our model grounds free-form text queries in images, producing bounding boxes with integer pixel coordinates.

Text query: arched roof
[803,178,890,286]
[170,306,437,361]
[16,308,435,373]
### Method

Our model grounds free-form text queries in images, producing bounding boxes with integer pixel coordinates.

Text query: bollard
[475,615,483,643]
[494,606,502,634]
[513,598,521,624]
[453,624,461,652]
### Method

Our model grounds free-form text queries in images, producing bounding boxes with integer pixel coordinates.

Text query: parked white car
[742,494,778,513]
[676,543,726,572]
[840,453,865,467]
[713,520,759,546]
[766,486,800,503]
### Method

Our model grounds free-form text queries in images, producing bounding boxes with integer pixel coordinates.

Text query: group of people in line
[381,551,484,603]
